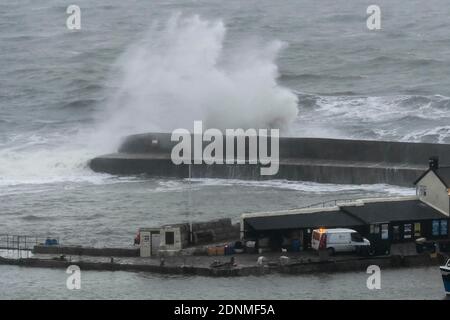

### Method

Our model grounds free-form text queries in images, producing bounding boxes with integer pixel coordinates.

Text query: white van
[311,228,371,255]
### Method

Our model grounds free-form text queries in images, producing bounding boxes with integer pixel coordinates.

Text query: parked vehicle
[440,259,450,296]
[415,237,436,254]
[311,228,372,256]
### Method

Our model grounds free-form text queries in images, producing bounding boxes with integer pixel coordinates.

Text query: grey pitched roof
[414,166,450,187]
[341,200,447,224]
[244,210,365,231]
[434,167,450,187]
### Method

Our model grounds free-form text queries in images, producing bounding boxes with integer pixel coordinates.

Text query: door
[369,223,390,255]
[392,224,401,242]
[140,231,151,257]
[331,233,352,252]
[350,232,365,251]
[343,233,355,252]
[151,233,160,256]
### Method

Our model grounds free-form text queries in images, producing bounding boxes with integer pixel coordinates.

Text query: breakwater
[89,133,450,186]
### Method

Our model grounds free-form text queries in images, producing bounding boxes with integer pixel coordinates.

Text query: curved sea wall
[89,133,450,186]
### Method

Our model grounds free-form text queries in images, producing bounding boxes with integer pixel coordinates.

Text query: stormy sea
[0,0,449,299]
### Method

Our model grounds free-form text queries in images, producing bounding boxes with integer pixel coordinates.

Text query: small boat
[440,259,450,296]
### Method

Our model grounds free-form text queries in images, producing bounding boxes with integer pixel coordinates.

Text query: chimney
[429,156,439,170]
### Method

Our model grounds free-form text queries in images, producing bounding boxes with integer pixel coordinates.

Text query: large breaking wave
[96,14,299,145]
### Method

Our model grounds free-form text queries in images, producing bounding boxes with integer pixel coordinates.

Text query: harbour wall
[116,132,450,164]
[89,133,450,186]
[33,245,140,257]
[0,254,441,277]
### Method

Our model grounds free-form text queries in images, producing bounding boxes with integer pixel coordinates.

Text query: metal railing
[0,234,59,252]
[300,198,359,209]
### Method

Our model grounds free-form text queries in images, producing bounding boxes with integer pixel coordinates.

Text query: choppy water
[0,265,446,300]
[0,178,414,247]
[1,0,449,298]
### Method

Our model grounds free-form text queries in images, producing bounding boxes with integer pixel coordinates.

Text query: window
[441,220,448,236]
[404,224,412,239]
[370,224,380,234]
[432,220,440,236]
[432,220,448,237]
[418,185,427,197]
[165,231,175,245]
[351,232,364,242]
[414,223,421,237]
